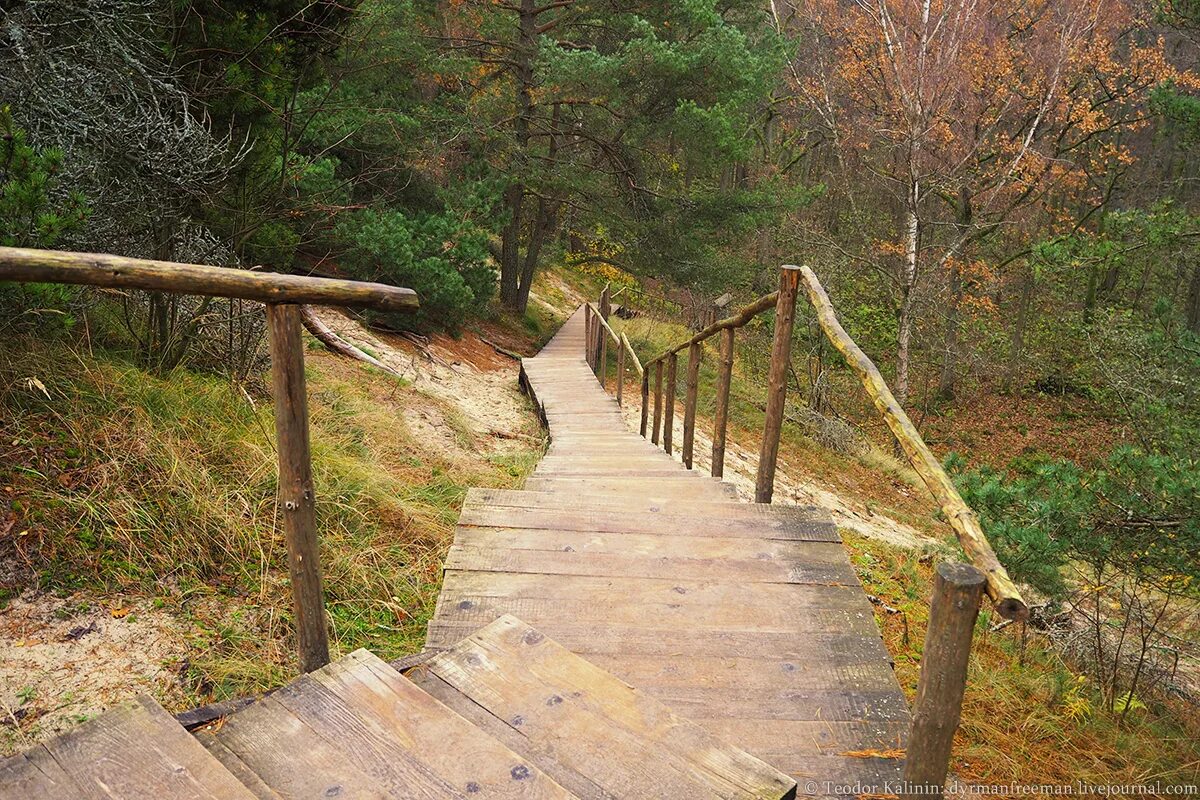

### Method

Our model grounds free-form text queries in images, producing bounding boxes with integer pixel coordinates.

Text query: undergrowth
[845,531,1200,788]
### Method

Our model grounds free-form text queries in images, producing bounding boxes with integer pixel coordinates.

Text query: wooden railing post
[902,562,985,800]
[681,342,701,468]
[755,266,801,503]
[266,303,330,673]
[663,352,678,455]
[599,327,608,389]
[584,305,593,367]
[640,370,650,436]
[598,288,611,380]
[652,361,664,444]
[616,340,625,406]
[712,327,735,478]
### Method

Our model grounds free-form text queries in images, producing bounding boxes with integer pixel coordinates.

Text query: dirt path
[0,593,189,753]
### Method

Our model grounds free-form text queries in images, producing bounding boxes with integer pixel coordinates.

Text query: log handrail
[0,246,417,311]
[1,246,421,673]
[644,290,778,367]
[797,265,1027,620]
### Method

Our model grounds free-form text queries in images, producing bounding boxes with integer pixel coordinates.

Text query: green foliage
[333,209,494,331]
[950,446,1200,600]
[0,107,87,248]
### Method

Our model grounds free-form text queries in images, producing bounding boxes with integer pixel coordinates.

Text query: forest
[1,0,1199,791]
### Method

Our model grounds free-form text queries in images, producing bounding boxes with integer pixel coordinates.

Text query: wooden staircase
[1,305,909,799]
[1,615,794,799]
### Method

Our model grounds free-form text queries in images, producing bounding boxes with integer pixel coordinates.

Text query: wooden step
[406,615,797,800]
[522,476,739,499]
[203,649,575,799]
[0,695,257,800]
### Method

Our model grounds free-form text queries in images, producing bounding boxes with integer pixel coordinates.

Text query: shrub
[333,208,494,331]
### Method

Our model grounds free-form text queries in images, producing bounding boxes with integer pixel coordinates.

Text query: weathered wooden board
[214,693,466,799]
[417,615,797,800]
[7,695,258,800]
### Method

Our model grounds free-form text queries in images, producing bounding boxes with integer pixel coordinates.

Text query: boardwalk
[424,307,910,790]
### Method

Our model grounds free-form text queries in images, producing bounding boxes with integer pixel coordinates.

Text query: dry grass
[0,335,542,706]
[844,531,1200,790]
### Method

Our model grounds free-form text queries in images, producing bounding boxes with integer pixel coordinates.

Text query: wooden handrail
[2,246,421,673]
[0,246,418,312]
[797,265,1027,620]
[645,290,778,366]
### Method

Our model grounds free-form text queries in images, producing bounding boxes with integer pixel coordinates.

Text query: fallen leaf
[110,607,132,619]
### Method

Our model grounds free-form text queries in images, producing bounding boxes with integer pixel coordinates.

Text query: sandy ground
[308,307,543,460]
[0,592,190,753]
[615,384,936,549]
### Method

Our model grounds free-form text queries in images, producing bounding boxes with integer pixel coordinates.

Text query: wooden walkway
[424,307,909,790]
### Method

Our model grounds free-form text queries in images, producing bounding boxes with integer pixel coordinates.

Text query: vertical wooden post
[755,266,801,503]
[663,352,678,455]
[681,342,701,468]
[651,361,664,445]
[901,562,985,800]
[639,370,650,436]
[597,288,610,380]
[584,305,593,367]
[616,341,625,406]
[712,327,735,478]
[599,330,608,389]
[266,303,330,673]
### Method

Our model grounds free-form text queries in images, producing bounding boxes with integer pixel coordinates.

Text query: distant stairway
[0,615,795,799]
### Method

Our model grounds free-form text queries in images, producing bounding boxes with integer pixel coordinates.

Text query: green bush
[333,208,494,331]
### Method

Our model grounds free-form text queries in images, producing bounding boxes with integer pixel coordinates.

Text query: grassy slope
[0,320,544,713]
[553,266,1200,789]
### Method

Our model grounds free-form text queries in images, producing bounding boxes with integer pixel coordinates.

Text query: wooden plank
[266,303,330,672]
[450,525,845,562]
[579,654,901,692]
[425,621,891,661]
[195,733,283,800]
[274,652,574,799]
[687,719,909,760]
[423,615,797,800]
[215,694,466,799]
[522,477,736,499]
[456,507,840,542]
[444,544,857,585]
[0,749,82,800]
[38,696,257,800]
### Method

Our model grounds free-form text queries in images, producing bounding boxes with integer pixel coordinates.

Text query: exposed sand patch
[307,307,544,458]
[0,591,189,754]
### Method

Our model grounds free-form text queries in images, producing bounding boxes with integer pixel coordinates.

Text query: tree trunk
[938,258,961,400]
[895,206,920,408]
[499,183,525,308]
[498,0,538,311]
[1186,261,1200,335]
